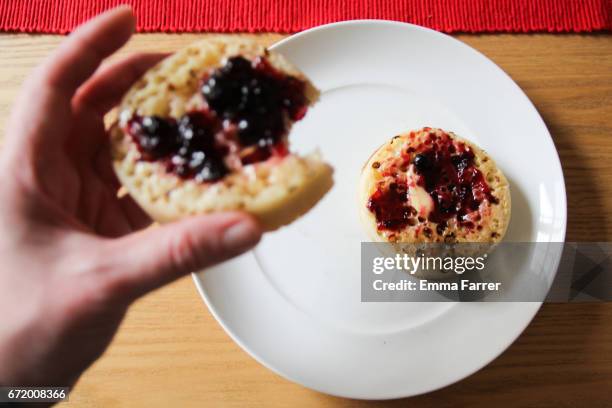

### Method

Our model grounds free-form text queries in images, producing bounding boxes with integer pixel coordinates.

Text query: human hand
[0,6,261,387]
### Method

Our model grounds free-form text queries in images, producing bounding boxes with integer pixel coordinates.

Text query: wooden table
[1,32,611,407]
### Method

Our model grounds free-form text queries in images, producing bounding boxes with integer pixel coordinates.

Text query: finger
[94,143,121,191]
[5,6,135,153]
[73,166,134,237]
[120,196,152,230]
[68,53,168,170]
[92,196,135,238]
[93,140,152,230]
[118,195,152,231]
[99,213,262,300]
[74,52,169,116]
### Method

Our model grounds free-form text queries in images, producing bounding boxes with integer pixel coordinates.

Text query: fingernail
[222,219,260,252]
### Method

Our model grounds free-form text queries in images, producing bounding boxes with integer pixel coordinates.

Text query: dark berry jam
[367,182,415,231]
[367,130,499,232]
[412,134,498,226]
[126,56,308,182]
[172,112,228,181]
[127,115,178,160]
[128,112,228,182]
[201,56,308,147]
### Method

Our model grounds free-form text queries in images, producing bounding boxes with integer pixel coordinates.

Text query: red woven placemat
[1,0,610,34]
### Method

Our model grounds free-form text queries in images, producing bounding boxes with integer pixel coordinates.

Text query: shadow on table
[539,107,610,242]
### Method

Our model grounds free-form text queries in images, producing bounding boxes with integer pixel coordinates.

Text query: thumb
[100,212,262,300]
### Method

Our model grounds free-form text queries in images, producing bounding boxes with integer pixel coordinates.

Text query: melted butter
[406,165,433,217]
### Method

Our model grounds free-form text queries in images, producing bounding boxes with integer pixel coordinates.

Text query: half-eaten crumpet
[110,38,333,231]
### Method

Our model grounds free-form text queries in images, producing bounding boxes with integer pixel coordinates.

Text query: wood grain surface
[0,33,611,407]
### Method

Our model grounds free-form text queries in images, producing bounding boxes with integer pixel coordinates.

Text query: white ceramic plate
[193,20,567,399]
